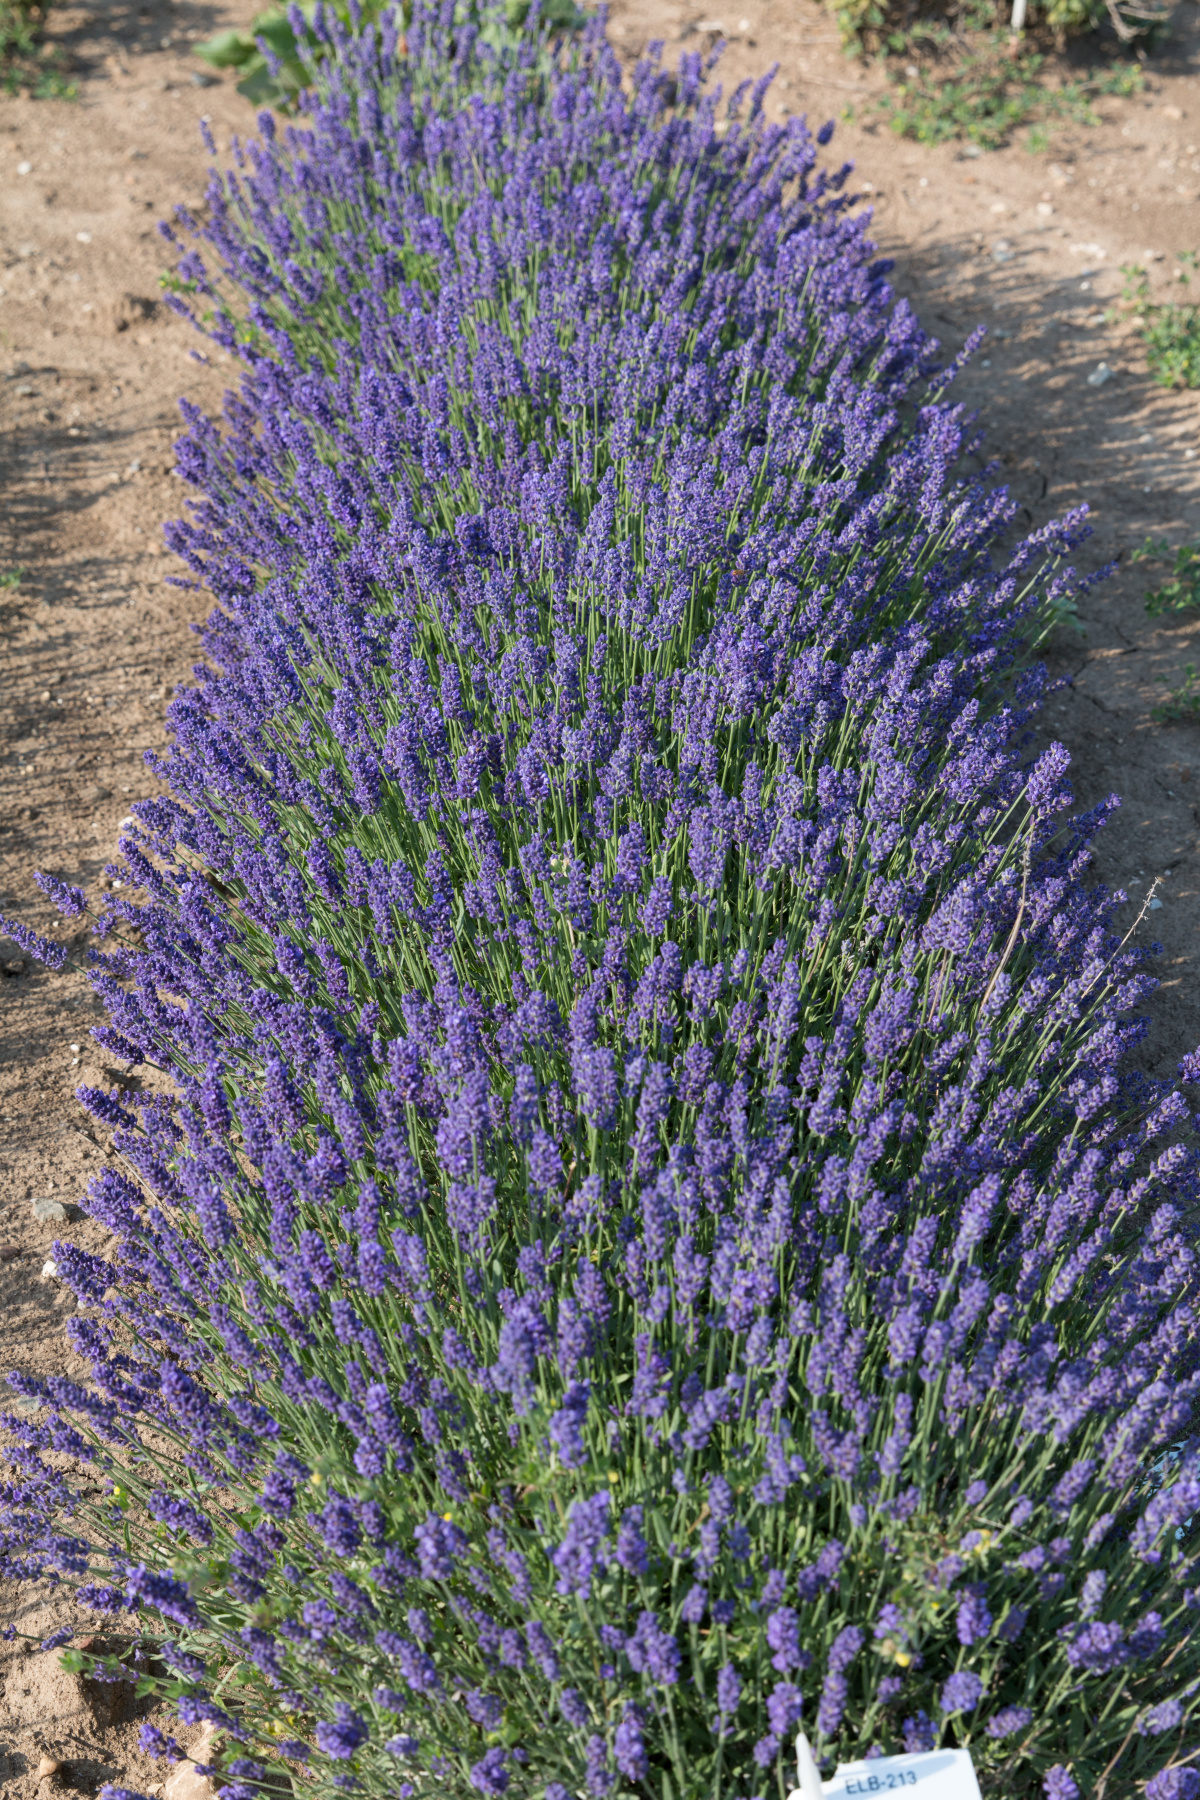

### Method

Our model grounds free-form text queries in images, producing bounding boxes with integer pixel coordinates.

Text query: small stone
[1087,362,1114,387]
[1149,896,1164,910]
[992,240,1013,263]
[41,1259,58,1280]
[17,160,32,175]
[76,231,92,244]
[81,783,111,803]
[0,1245,22,1262]
[32,1197,68,1225]
[191,70,218,86]
[1163,103,1184,120]
[164,1726,219,1800]
[37,1756,61,1781]
[1036,201,1054,216]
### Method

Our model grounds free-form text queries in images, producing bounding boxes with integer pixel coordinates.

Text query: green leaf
[193,28,258,66]
[252,13,301,56]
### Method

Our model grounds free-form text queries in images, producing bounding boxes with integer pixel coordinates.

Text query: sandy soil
[1,0,1199,1787]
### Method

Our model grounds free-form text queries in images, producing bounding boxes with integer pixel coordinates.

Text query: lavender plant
[3,11,1200,1800]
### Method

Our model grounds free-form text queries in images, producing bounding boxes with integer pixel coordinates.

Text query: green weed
[1134,538,1200,617]
[0,567,25,590]
[0,0,75,96]
[870,37,1142,150]
[195,0,582,109]
[1119,255,1200,389]
[1153,662,1200,722]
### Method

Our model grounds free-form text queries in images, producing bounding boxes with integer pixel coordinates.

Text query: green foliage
[829,0,1144,151]
[1152,661,1200,722]
[1119,255,1200,390]
[193,0,385,108]
[1134,537,1200,618]
[867,37,1142,151]
[0,567,24,590]
[0,0,75,97]
[194,0,584,110]
[829,0,1166,47]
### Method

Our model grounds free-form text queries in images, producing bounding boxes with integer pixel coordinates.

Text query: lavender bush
[4,10,1200,1800]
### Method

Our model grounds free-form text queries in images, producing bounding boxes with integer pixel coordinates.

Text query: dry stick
[980,837,1033,1011]
[1080,874,1163,1000]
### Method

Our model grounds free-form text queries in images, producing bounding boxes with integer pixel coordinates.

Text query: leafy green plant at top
[829,0,1166,49]
[1134,537,1200,617]
[1153,661,1200,722]
[0,0,75,97]
[865,36,1141,151]
[195,0,584,109]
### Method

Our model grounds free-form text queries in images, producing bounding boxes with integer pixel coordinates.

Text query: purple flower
[1043,1768,1081,1800]
[767,1682,804,1737]
[614,1708,648,1781]
[986,1706,1033,1740]
[616,1506,649,1577]
[469,1748,509,1795]
[585,1736,613,1797]
[0,912,68,971]
[1141,1700,1186,1735]
[766,1607,802,1674]
[548,1382,590,1469]
[1146,1772,1200,1800]
[626,1611,680,1686]
[902,1714,936,1754]
[940,1672,983,1715]
[817,1626,863,1735]
[956,1586,992,1646]
[413,1513,467,1581]
[314,1705,368,1760]
[33,871,89,918]
[552,1493,610,1599]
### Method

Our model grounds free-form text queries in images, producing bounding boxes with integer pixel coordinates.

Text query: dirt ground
[1,0,1199,1787]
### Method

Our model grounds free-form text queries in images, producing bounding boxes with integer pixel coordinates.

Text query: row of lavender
[4,7,1200,1798]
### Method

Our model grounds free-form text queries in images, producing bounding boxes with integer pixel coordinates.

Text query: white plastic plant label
[822,1750,983,1799]
[787,1731,984,1800]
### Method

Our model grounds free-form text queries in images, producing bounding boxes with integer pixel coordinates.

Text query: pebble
[992,240,1013,263]
[17,161,32,175]
[76,232,92,245]
[0,1246,22,1262]
[1149,896,1164,910]
[191,70,218,86]
[41,1260,58,1280]
[1087,362,1114,387]
[31,1197,68,1225]
[36,1756,61,1782]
